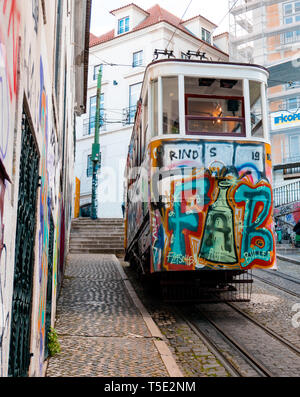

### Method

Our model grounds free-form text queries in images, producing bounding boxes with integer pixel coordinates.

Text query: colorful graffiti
[1,0,21,102]
[0,0,20,375]
[37,56,49,373]
[274,201,300,242]
[0,41,10,162]
[0,160,10,376]
[145,139,276,272]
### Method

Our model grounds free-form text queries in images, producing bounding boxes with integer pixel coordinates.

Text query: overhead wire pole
[91,65,102,219]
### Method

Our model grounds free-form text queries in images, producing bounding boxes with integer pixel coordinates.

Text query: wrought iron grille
[8,111,40,377]
[44,214,54,360]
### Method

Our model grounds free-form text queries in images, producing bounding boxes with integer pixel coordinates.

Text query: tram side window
[143,94,148,158]
[151,80,158,137]
[249,80,263,137]
[162,76,179,134]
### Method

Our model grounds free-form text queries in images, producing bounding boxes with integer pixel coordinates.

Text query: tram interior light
[220,79,237,88]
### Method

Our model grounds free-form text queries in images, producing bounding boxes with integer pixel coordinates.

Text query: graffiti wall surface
[274,201,300,241]
[0,0,87,377]
[148,138,276,272]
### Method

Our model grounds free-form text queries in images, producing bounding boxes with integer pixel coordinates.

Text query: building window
[286,80,300,89]
[289,135,300,161]
[201,28,211,44]
[87,155,93,177]
[93,64,102,81]
[89,94,104,134]
[133,51,143,67]
[283,1,300,42]
[287,97,298,110]
[129,82,142,124]
[118,16,129,34]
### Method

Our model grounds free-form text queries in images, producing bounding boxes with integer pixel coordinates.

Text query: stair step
[70,218,126,255]
[69,248,125,254]
[70,236,123,241]
[69,243,124,248]
[70,231,124,238]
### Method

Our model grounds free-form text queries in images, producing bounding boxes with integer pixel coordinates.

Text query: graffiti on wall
[0,40,10,162]
[147,139,276,272]
[1,0,21,102]
[0,160,10,376]
[0,177,8,376]
[37,56,49,373]
[0,0,21,163]
[274,201,300,240]
[0,0,20,376]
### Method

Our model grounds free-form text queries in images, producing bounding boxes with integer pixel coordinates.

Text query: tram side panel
[149,137,276,273]
[125,152,151,269]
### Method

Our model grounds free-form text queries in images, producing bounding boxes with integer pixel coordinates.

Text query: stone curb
[277,254,300,265]
[114,257,184,378]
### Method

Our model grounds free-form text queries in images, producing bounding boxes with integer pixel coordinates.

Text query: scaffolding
[229,0,300,67]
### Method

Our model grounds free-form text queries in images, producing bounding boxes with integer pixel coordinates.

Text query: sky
[90,0,230,37]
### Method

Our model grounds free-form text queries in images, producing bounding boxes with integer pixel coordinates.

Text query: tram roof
[146,58,270,75]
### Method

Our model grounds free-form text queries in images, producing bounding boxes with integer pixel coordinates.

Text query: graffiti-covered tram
[124,59,276,302]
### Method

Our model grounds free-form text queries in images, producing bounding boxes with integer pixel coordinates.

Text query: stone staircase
[69,218,125,257]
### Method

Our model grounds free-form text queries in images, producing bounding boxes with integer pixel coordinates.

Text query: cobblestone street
[121,257,300,378]
[44,251,300,378]
[46,254,177,377]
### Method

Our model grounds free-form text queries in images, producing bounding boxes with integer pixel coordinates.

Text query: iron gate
[8,110,40,377]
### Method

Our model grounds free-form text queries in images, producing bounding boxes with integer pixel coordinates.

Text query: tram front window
[185,95,245,135]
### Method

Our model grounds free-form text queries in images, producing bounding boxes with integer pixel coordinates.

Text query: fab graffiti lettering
[234,181,274,268]
[168,177,211,264]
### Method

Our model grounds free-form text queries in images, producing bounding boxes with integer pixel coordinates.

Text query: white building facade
[75,3,229,218]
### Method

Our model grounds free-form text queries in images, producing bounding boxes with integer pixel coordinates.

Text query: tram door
[8,108,40,377]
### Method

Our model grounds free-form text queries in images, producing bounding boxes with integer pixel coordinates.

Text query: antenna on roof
[152,49,175,62]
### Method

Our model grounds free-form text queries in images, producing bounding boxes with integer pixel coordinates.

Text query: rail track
[177,301,300,377]
[252,268,300,298]
[179,308,270,377]
[259,268,300,284]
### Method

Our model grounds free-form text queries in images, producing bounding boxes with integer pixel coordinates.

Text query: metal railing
[273,180,300,207]
[123,106,137,125]
[82,116,106,136]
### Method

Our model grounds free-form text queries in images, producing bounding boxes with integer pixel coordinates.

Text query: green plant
[48,327,61,357]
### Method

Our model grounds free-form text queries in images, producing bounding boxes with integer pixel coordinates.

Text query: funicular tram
[124,58,277,302]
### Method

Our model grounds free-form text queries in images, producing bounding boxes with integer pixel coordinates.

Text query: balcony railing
[123,106,137,125]
[82,116,106,136]
[273,180,300,207]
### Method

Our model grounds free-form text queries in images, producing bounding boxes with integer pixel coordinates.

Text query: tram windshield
[184,78,245,136]
[148,67,267,139]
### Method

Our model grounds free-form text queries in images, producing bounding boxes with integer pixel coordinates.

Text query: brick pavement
[46,254,181,377]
